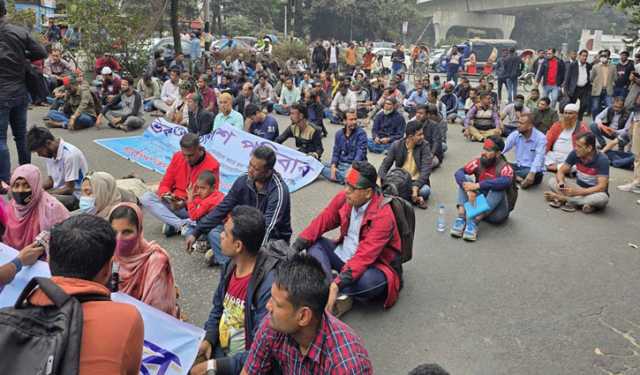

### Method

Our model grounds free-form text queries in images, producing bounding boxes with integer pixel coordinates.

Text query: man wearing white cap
[98,66,122,106]
[544,102,589,172]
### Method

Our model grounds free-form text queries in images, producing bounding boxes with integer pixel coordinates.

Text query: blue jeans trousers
[321,161,351,184]
[47,109,96,129]
[206,224,229,266]
[591,92,613,120]
[0,94,30,183]
[367,139,392,154]
[542,85,560,109]
[457,185,509,224]
[308,237,387,302]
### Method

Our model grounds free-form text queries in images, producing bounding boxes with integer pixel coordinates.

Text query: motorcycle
[519,72,536,92]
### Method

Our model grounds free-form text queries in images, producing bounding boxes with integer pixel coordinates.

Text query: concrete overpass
[417,0,590,43]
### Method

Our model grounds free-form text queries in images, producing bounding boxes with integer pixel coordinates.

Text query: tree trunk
[170,0,182,54]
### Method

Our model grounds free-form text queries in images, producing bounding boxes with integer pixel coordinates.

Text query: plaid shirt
[243,313,372,374]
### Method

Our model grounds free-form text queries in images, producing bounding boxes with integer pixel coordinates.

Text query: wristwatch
[10,257,23,273]
[206,359,216,375]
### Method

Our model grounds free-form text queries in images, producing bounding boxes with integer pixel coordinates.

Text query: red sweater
[187,191,225,220]
[157,151,220,200]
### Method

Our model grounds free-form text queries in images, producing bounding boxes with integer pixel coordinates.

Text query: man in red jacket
[141,133,220,236]
[291,161,402,317]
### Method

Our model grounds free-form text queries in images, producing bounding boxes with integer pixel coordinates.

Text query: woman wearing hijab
[2,164,69,250]
[79,171,137,218]
[108,202,178,317]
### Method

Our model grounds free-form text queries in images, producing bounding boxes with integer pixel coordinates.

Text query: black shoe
[162,224,178,237]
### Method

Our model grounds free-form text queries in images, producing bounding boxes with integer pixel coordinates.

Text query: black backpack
[381,168,413,202]
[382,195,416,264]
[0,277,109,375]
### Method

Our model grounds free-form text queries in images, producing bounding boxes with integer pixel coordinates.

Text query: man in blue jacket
[322,110,368,184]
[368,97,406,154]
[191,206,278,375]
[185,146,292,266]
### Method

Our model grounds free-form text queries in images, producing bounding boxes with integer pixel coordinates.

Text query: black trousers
[570,85,591,120]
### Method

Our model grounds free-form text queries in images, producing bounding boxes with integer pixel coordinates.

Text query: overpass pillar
[432,10,516,43]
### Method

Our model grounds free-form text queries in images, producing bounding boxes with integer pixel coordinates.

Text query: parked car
[151,37,193,59]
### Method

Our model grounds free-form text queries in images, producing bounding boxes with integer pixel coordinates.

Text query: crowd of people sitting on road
[2,4,640,371]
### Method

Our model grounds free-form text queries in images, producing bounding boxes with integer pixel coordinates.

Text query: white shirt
[45,139,88,197]
[553,127,574,155]
[335,200,371,262]
[330,47,338,64]
[577,62,588,87]
[160,80,180,102]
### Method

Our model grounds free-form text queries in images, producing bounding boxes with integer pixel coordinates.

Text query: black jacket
[422,119,444,162]
[378,139,433,188]
[188,109,215,135]
[0,19,47,99]
[233,93,261,117]
[564,61,592,97]
[275,122,324,159]
[204,248,279,375]
[536,57,566,87]
[193,172,292,244]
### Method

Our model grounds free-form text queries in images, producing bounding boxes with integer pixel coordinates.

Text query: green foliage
[63,0,157,77]
[598,0,640,48]
[271,39,309,63]
[5,0,36,30]
[224,15,256,36]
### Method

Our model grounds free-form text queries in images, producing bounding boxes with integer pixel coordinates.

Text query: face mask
[480,156,495,168]
[600,57,608,64]
[79,196,96,211]
[115,236,138,257]
[13,191,32,206]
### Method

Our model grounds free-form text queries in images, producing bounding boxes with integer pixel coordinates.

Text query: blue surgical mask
[79,196,96,212]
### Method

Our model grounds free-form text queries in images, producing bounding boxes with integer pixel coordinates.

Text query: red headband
[483,138,496,150]
[345,168,374,189]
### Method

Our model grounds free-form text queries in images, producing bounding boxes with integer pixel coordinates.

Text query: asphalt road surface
[6,105,640,375]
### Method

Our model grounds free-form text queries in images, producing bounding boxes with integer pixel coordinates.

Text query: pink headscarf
[110,202,178,317]
[2,165,70,249]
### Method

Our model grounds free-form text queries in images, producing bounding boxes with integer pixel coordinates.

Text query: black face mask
[480,156,496,168]
[13,191,32,206]
[514,101,524,111]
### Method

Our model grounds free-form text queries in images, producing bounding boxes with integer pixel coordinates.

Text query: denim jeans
[206,224,229,266]
[321,162,351,184]
[273,104,290,115]
[542,85,560,109]
[605,150,635,170]
[140,191,190,230]
[0,94,30,183]
[143,99,155,112]
[613,87,628,99]
[589,122,617,147]
[506,77,518,103]
[47,109,96,129]
[418,184,432,200]
[367,139,392,154]
[308,237,387,302]
[591,92,612,120]
[457,184,509,224]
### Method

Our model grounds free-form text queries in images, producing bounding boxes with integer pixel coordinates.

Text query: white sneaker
[617,182,639,192]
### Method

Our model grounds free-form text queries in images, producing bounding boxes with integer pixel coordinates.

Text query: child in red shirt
[187,170,225,221]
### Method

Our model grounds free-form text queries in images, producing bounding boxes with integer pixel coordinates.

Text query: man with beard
[502,113,546,188]
[450,136,514,242]
[532,97,559,134]
[185,146,291,267]
[545,132,610,213]
[321,110,367,184]
[464,91,501,142]
[590,96,631,148]
[500,94,530,137]
[378,121,433,209]
[416,104,444,168]
[544,103,589,172]
[368,97,406,154]
[140,133,220,237]
[44,74,98,130]
[98,66,122,106]
[275,103,324,160]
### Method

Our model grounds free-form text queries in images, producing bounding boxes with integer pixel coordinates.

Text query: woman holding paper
[108,202,178,317]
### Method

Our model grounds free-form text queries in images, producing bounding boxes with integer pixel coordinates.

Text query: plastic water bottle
[436,204,446,232]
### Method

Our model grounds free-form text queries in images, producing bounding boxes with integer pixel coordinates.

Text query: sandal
[549,199,563,208]
[561,203,577,212]
[582,205,595,214]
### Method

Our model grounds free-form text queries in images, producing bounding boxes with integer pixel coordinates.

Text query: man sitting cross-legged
[450,136,515,242]
[292,161,403,317]
[545,132,610,213]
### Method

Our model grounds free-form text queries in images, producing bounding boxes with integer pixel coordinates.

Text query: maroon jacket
[299,191,402,308]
